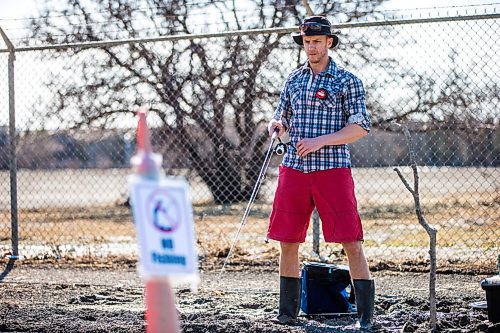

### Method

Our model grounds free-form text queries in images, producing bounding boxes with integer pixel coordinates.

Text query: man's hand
[268,119,285,138]
[296,137,324,157]
[296,125,368,157]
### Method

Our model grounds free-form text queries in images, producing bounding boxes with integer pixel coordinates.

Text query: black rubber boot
[353,279,375,331]
[275,276,302,325]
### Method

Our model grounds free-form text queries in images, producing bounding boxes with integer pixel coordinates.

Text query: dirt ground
[0,260,499,333]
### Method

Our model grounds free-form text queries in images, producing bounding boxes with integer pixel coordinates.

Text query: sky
[381,0,498,10]
[0,0,498,130]
[0,0,38,23]
[1,0,499,43]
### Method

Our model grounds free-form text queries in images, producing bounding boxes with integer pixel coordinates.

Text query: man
[267,16,375,330]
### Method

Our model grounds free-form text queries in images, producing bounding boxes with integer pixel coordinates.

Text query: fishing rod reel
[274,137,288,156]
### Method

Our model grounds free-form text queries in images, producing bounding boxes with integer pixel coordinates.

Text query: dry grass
[0,191,498,271]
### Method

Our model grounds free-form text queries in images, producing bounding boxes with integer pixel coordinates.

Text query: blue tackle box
[301,262,355,315]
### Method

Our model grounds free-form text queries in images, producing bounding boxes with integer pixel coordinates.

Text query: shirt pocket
[318,90,343,111]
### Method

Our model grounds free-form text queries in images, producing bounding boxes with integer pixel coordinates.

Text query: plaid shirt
[273,58,371,173]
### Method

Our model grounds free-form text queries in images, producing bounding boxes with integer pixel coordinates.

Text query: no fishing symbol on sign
[129,177,198,278]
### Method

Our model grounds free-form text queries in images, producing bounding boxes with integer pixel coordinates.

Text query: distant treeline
[0,126,498,170]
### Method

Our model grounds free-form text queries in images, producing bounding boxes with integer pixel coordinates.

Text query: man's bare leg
[279,242,301,277]
[342,241,370,279]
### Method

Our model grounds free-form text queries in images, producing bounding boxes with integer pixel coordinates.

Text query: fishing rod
[219,130,287,275]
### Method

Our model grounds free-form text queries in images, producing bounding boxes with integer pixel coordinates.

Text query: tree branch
[302,0,314,16]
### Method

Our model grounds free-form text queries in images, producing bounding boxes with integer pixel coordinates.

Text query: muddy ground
[0,260,499,333]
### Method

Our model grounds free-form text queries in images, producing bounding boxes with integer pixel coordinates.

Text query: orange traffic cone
[131,106,180,333]
[131,107,164,180]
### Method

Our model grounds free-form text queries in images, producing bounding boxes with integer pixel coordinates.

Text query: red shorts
[267,166,363,243]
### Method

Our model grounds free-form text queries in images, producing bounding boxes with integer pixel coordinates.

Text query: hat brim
[291,32,339,49]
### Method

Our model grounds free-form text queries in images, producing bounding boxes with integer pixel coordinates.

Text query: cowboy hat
[291,16,339,49]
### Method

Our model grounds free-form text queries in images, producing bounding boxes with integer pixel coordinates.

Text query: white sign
[129,176,198,278]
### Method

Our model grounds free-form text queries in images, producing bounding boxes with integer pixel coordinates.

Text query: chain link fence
[0,14,498,268]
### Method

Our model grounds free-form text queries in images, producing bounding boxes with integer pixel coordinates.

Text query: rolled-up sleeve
[273,80,292,130]
[344,76,371,132]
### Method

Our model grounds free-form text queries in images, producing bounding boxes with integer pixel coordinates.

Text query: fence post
[312,208,320,255]
[0,27,19,260]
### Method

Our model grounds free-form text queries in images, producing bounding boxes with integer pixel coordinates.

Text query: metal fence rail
[0,13,498,267]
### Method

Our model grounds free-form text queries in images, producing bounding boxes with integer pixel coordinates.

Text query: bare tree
[371,50,499,131]
[26,0,386,203]
[394,124,438,331]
